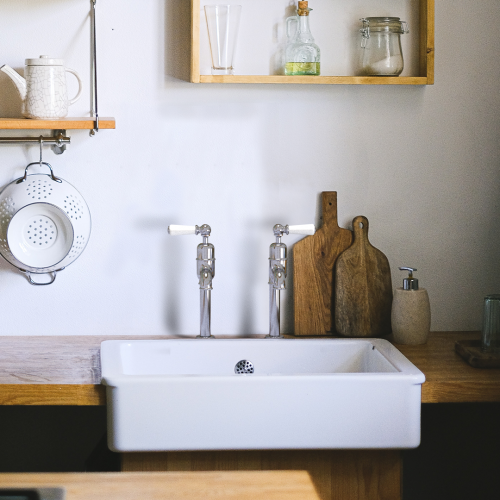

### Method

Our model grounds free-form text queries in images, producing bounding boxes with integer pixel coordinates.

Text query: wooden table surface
[0,471,320,500]
[0,332,498,405]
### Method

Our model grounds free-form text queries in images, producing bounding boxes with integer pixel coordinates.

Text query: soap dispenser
[391,267,431,345]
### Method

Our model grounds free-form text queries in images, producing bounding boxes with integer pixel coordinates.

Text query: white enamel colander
[0,162,91,285]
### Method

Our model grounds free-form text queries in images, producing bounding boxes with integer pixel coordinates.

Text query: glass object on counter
[285,1,321,76]
[204,5,242,75]
[481,294,500,353]
[359,17,409,76]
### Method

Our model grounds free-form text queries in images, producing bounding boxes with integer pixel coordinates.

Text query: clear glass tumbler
[481,294,500,353]
[204,5,242,75]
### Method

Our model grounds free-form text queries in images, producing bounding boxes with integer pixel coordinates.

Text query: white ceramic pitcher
[1,55,82,119]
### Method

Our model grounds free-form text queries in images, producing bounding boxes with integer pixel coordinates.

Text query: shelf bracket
[90,0,99,137]
[52,130,69,155]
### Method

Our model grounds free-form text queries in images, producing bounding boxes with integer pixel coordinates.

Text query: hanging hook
[16,137,62,184]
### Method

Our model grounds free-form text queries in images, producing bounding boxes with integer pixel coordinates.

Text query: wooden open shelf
[199,75,428,85]
[0,117,115,130]
[191,0,434,85]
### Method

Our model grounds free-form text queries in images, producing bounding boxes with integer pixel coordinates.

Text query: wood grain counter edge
[0,471,320,500]
[0,332,498,406]
[3,380,497,406]
[0,384,105,406]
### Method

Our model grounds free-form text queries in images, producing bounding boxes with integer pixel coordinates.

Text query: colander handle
[25,271,57,286]
[16,162,62,184]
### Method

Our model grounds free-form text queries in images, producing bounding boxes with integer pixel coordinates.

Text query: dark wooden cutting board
[334,216,393,337]
[293,192,353,335]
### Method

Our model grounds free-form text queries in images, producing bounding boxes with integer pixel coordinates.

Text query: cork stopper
[298,1,310,16]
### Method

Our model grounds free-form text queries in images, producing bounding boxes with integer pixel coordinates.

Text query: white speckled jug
[1,55,82,119]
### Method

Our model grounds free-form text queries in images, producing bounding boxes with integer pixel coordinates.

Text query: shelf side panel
[420,0,435,84]
[191,0,201,83]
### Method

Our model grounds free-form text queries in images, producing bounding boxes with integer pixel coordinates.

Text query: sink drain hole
[234,360,254,374]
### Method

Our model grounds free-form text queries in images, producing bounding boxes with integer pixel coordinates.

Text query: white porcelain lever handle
[287,224,316,236]
[168,225,197,235]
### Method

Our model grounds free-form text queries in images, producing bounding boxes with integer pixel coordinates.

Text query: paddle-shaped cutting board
[334,216,393,337]
[293,192,353,335]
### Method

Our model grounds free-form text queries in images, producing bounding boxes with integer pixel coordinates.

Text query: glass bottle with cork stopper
[285,1,321,76]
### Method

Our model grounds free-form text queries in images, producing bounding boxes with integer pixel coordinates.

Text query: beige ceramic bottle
[391,267,431,345]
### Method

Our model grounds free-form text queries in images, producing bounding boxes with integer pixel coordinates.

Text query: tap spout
[268,287,283,338]
[200,288,212,338]
[269,264,286,337]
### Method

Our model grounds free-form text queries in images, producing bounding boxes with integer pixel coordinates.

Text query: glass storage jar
[359,17,409,76]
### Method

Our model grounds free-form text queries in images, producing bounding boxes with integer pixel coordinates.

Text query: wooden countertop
[0,471,320,500]
[392,331,500,403]
[0,332,498,406]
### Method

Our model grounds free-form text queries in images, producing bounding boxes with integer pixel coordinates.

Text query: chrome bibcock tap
[168,224,215,338]
[268,224,315,338]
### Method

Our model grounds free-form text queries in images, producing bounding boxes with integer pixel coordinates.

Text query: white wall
[0,0,498,336]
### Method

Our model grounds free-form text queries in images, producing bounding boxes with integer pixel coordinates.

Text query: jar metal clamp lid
[360,17,409,47]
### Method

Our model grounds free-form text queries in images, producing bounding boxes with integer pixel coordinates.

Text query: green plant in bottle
[285,1,321,76]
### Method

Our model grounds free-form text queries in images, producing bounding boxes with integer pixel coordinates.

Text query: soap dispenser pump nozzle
[399,266,419,290]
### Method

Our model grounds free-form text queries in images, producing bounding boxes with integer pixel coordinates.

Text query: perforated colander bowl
[0,162,91,285]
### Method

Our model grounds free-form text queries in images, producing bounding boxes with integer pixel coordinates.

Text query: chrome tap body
[196,225,215,338]
[267,223,316,338]
[168,223,215,338]
[268,224,288,338]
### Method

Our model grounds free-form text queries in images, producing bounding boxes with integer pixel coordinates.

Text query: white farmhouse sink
[101,338,425,452]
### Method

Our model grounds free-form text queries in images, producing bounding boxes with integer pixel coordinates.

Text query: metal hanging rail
[0,131,70,155]
[0,136,69,146]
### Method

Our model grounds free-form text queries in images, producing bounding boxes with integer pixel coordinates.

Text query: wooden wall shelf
[0,117,116,130]
[199,76,428,85]
[191,0,434,85]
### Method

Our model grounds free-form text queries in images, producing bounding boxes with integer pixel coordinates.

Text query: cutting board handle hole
[359,222,364,228]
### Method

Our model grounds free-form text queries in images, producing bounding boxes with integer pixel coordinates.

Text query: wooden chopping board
[335,216,393,337]
[293,192,353,335]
